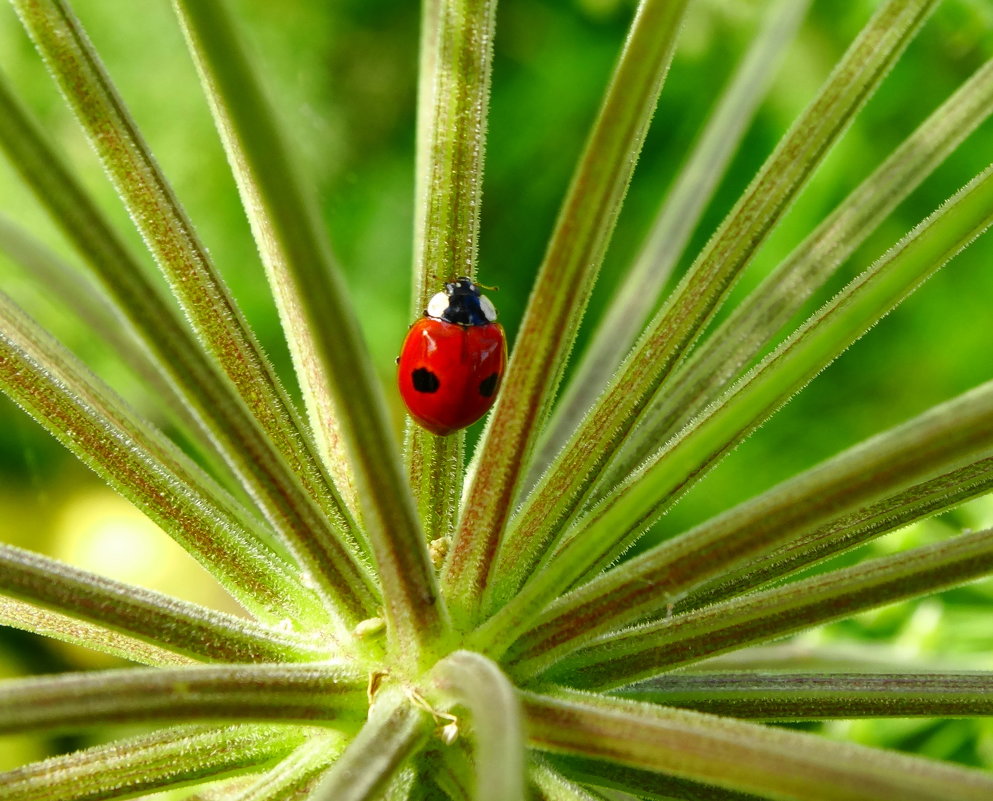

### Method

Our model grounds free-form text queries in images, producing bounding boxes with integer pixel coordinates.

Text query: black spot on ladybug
[412,368,440,393]
[478,373,499,397]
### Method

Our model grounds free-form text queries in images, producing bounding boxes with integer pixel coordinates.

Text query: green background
[1,0,993,779]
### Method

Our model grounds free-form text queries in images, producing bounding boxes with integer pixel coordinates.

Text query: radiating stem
[551,526,993,689]
[406,0,498,542]
[475,162,993,657]
[0,663,367,734]
[504,380,993,674]
[619,671,993,720]
[0,596,197,667]
[222,735,346,801]
[530,0,810,485]
[0,544,328,664]
[9,0,378,621]
[488,0,939,615]
[310,688,431,801]
[0,63,376,628]
[596,54,993,498]
[170,0,448,665]
[171,0,368,533]
[0,724,305,801]
[443,0,690,626]
[531,758,611,801]
[681,454,993,612]
[0,214,234,487]
[433,651,526,801]
[0,292,327,627]
[524,689,993,801]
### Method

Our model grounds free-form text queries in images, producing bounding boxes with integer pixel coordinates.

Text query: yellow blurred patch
[47,486,242,668]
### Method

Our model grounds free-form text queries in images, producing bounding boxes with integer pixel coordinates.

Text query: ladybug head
[425,277,498,326]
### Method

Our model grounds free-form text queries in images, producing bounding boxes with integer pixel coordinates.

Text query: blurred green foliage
[2,0,993,773]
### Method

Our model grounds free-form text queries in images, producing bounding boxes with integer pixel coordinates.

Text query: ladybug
[397,277,507,436]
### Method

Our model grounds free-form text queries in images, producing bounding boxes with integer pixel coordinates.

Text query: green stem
[0,214,234,488]
[0,292,327,627]
[9,0,377,621]
[619,671,993,720]
[432,651,526,801]
[172,0,448,665]
[489,0,938,613]
[0,544,329,664]
[550,526,993,689]
[529,0,811,487]
[0,663,367,734]
[0,64,375,628]
[530,758,611,800]
[681,454,993,612]
[544,754,761,801]
[0,596,196,666]
[310,688,432,801]
[596,53,993,498]
[222,735,346,801]
[0,724,305,801]
[425,746,475,801]
[524,688,993,801]
[406,0,498,541]
[505,381,993,674]
[443,0,690,626]
[475,162,993,657]
[171,0,370,535]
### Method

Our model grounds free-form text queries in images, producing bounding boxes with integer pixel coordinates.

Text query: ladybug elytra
[397,278,507,436]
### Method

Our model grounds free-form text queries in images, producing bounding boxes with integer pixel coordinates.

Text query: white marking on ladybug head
[479,294,498,322]
[426,291,449,319]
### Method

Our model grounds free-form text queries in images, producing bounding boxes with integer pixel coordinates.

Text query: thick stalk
[406,0,498,541]
[443,0,689,626]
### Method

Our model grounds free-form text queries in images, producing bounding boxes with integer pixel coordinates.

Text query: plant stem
[505,380,993,674]
[475,161,993,657]
[0,544,328,664]
[596,54,993,499]
[529,0,811,486]
[0,724,306,801]
[552,526,993,689]
[171,0,447,667]
[443,0,690,626]
[309,688,431,801]
[432,651,526,801]
[619,671,993,720]
[0,57,376,627]
[0,663,367,734]
[524,689,993,801]
[406,0,498,542]
[489,0,939,615]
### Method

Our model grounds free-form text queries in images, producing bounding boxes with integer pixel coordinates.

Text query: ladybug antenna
[475,280,499,292]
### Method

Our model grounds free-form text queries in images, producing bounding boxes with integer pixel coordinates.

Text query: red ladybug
[398,277,507,436]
